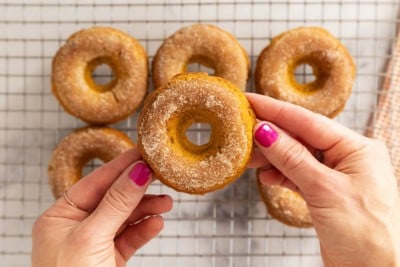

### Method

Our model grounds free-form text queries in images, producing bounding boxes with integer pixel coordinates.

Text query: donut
[48,127,134,198]
[152,24,249,91]
[257,151,325,227]
[255,27,355,118]
[257,181,312,228]
[255,27,356,227]
[138,73,255,194]
[52,27,148,125]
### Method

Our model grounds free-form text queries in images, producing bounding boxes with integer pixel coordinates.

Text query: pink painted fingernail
[255,123,279,147]
[129,162,152,186]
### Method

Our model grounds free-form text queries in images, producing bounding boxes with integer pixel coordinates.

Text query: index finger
[245,93,361,150]
[60,148,142,213]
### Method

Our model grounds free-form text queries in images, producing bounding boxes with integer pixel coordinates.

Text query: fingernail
[255,123,278,147]
[129,162,152,186]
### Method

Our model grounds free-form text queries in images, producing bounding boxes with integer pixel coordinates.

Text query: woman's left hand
[32,148,173,267]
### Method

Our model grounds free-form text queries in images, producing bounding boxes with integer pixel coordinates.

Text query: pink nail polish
[129,162,152,186]
[255,123,278,147]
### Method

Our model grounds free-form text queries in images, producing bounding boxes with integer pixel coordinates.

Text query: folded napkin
[366,28,400,182]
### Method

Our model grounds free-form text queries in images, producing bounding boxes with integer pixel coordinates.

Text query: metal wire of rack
[0,1,399,266]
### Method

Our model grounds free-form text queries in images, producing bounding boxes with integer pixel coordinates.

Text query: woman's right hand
[246,93,400,267]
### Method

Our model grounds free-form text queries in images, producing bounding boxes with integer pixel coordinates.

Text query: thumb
[254,121,333,192]
[86,160,152,235]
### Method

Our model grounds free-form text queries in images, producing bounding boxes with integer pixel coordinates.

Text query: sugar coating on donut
[138,73,255,194]
[255,27,355,118]
[152,24,249,91]
[258,183,312,228]
[48,127,134,198]
[255,27,356,227]
[52,27,148,124]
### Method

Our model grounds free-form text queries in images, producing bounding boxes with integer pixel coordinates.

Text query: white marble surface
[0,1,399,266]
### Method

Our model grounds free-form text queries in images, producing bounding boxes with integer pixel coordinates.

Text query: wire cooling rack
[0,1,399,266]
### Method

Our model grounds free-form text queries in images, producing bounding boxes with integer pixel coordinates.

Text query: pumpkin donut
[255,27,355,118]
[48,127,134,198]
[257,149,325,227]
[257,181,312,228]
[52,27,148,124]
[152,24,249,91]
[138,73,255,194]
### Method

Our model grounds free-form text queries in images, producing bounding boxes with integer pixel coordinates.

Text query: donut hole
[293,63,316,85]
[186,55,215,75]
[82,158,104,176]
[86,57,117,92]
[290,56,331,93]
[167,111,221,158]
[91,63,115,86]
[187,63,214,75]
[185,122,212,146]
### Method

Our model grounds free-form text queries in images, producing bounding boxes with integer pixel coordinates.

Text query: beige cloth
[366,28,400,181]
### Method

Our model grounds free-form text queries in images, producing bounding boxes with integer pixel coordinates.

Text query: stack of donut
[49,24,254,198]
[49,25,356,229]
[49,27,147,198]
[255,27,355,227]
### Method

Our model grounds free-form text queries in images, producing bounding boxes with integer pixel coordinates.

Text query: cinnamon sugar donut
[257,151,324,227]
[152,24,249,91]
[138,73,255,194]
[52,27,148,124]
[258,181,312,228]
[255,27,356,227]
[255,27,355,118]
[48,127,134,198]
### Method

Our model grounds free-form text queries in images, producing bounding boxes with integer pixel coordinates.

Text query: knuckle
[365,137,384,148]
[69,224,96,246]
[364,138,389,155]
[314,172,341,193]
[280,142,308,173]
[104,185,132,213]
[32,216,46,236]
[373,139,388,150]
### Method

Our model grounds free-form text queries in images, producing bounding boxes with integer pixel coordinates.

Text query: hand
[246,93,400,267]
[32,149,173,267]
